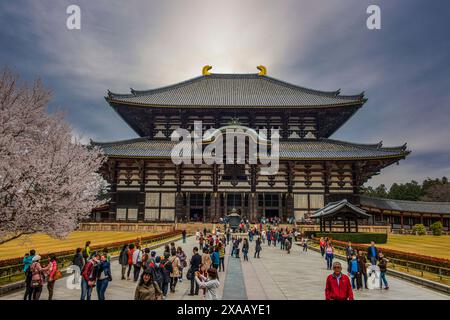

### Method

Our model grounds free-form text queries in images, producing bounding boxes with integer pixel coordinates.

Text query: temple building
[91,66,410,223]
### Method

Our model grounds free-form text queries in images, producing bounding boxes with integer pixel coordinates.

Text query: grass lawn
[381,234,450,260]
[0,231,155,260]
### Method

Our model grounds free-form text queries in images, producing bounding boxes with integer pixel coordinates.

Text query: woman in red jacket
[325,262,354,300]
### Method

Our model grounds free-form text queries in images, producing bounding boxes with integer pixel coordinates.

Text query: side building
[91,66,410,223]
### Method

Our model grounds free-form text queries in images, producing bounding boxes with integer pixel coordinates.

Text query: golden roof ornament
[202,65,212,76]
[257,65,267,76]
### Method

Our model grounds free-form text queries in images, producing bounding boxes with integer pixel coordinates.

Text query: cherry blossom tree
[0,69,107,244]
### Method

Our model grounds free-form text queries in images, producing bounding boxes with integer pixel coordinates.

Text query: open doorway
[190,208,203,222]
[265,209,279,218]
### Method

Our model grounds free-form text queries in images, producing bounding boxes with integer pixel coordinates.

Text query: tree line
[361,177,450,202]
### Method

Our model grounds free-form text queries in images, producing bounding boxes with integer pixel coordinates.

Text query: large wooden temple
[91,66,410,223]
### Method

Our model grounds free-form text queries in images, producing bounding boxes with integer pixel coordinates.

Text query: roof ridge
[360,195,450,205]
[90,136,150,146]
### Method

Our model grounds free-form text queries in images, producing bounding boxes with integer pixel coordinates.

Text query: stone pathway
[1,236,448,300]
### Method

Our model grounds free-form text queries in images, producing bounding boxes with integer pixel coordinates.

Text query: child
[302,238,308,252]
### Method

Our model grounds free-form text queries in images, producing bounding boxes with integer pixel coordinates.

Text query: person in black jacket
[118,245,129,280]
[189,247,202,296]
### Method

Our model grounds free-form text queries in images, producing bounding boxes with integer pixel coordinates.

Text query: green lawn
[381,235,450,259]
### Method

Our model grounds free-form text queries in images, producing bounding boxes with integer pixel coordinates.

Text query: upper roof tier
[106,73,366,108]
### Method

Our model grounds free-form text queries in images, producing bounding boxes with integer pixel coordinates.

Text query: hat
[32,255,41,262]
[151,250,156,256]
[155,256,161,263]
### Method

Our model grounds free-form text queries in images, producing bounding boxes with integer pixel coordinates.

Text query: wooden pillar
[224,193,228,215]
[320,218,323,232]
[108,159,118,222]
[186,192,190,222]
[138,160,145,222]
[278,193,283,221]
[355,219,359,233]
[328,220,332,232]
[203,192,206,223]
[400,212,404,229]
[420,213,424,224]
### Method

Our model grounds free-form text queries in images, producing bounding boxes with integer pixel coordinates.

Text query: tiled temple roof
[106,73,366,108]
[310,199,371,219]
[91,138,409,160]
[360,196,450,214]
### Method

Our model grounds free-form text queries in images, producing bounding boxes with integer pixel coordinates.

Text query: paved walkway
[1,236,448,300]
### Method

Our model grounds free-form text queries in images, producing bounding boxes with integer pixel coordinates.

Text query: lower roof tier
[92,137,409,161]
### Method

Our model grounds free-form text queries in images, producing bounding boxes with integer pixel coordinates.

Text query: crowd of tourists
[320,238,390,300]
[20,222,392,301]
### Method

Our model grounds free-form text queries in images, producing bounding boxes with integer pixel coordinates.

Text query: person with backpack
[80,253,99,300]
[211,246,220,268]
[218,243,225,272]
[148,256,163,292]
[127,243,135,280]
[82,241,91,264]
[160,252,173,299]
[96,253,112,300]
[23,249,35,300]
[169,249,180,293]
[132,245,143,282]
[29,255,49,300]
[118,245,129,280]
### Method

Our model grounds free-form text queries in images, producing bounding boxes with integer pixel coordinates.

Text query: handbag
[186,268,193,280]
[53,270,63,281]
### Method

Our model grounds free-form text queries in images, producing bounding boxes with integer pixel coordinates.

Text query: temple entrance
[190,208,203,222]
[265,209,279,218]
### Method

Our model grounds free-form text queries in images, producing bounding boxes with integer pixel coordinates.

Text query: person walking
[80,254,99,300]
[132,245,143,282]
[325,243,334,270]
[218,242,225,272]
[378,252,389,290]
[160,252,173,299]
[242,238,249,261]
[349,254,361,290]
[302,237,308,252]
[319,237,326,257]
[194,268,220,300]
[182,229,187,243]
[118,245,128,280]
[325,262,354,300]
[254,236,262,258]
[285,237,292,254]
[46,254,58,300]
[126,243,135,280]
[169,250,180,293]
[134,269,162,300]
[367,241,378,276]
[23,249,35,300]
[357,250,368,289]
[96,253,112,300]
[189,247,202,296]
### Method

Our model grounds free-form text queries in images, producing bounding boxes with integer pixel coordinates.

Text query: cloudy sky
[1,0,449,187]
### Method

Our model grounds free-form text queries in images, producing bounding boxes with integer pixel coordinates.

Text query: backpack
[162,260,173,273]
